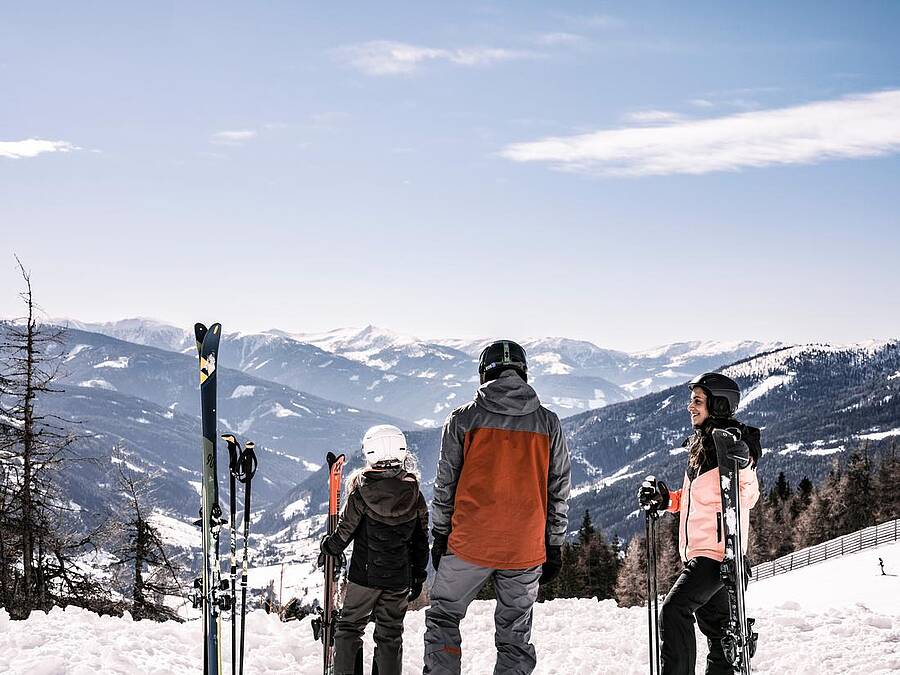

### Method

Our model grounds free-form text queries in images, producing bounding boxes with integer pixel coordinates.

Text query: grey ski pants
[423,554,541,675]
[334,581,409,675]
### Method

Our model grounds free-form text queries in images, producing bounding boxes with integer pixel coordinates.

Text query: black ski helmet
[478,340,527,382]
[688,372,740,418]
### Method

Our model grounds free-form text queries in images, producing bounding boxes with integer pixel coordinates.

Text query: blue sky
[2,2,899,351]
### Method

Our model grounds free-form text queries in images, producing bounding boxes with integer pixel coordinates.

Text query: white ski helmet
[361,424,408,467]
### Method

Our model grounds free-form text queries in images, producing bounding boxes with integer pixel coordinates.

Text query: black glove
[317,535,340,568]
[538,545,562,586]
[431,531,448,571]
[408,577,425,602]
[726,440,751,469]
[638,476,669,512]
[712,428,753,469]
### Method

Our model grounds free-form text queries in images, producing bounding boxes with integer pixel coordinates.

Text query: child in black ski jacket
[320,425,429,675]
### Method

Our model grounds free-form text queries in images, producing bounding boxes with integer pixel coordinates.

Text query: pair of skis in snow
[644,428,757,675]
[193,322,259,675]
[311,452,347,675]
[712,428,758,675]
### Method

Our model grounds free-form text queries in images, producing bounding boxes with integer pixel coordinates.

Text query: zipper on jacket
[682,477,693,560]
[716,512,722,543]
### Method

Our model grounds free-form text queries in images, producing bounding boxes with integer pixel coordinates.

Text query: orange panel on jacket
[448,427,550,569]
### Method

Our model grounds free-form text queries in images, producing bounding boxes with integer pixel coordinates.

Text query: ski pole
[236,441,257,675]
[645,509,661,675]
[222,434,240,675]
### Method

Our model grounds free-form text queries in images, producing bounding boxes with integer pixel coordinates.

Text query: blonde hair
[342,451,421,506]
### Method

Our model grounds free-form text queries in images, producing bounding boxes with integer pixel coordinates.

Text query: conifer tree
[873,445,900,522]
[838,448,875,535]
[789,477,814,521]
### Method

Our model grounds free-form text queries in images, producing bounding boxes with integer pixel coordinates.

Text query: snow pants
[423,554,541,675]
[334,581,408,675]
[659,556,732,675]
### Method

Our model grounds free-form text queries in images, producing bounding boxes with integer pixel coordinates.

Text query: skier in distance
[638,373,761,675]
[319,424,429,675]
[423,340,571,675]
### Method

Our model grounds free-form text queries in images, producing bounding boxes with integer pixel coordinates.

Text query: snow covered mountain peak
[54,317,194,353]
[286,325,421,355]
[724,340,896,380]
[631,340,786,366]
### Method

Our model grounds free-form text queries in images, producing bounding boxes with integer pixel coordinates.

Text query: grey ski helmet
[688,372,740,418]
[478,340,527,382]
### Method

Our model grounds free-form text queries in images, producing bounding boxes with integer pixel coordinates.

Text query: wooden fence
[752,518,899,582]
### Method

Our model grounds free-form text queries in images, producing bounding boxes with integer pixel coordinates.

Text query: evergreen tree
[873,445,900,522]
[771,472,792,503]
[793,470,838,551]
[558,541,581,598]
[750,496,778,562]
[578,510,595,546]
[789,477,814,521]
[539,540,580,601]
[835,448,875,535]
[580,528,619,601]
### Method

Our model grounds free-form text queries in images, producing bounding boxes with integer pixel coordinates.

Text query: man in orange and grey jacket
[423,340,571,675]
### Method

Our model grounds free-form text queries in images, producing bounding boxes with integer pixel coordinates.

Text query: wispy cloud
[687,86,783,111]
[581,13,624,29]
[500,90,900,177]
[624,110,683,124]
[210,129,257,145]
[555,12,625,30]
[0,139,78,159]
[536,32,586,47]
[336,40,535,76]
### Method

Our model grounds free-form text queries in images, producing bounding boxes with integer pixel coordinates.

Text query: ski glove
[638,476,669,512]
[408,577,424,602]
[431,531,449,571]
[539,546,562,586]
[317,534,343,568]
[725,440,752,470]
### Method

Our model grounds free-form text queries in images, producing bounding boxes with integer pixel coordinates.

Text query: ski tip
[210,323,222,336]
[326,451,337,466]
[221,433,237,444]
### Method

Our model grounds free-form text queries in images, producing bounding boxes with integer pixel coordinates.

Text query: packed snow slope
[1,541,896,674]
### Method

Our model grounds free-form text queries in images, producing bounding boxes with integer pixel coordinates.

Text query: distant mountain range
[59,318,784,421]
[7,317,897,593]
[12,326,408,522]
[269,341,900,544]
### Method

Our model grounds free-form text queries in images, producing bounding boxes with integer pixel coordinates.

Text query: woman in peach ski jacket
[638,373,760,675]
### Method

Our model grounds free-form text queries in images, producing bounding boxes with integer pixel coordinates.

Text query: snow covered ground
[1,541,897,674]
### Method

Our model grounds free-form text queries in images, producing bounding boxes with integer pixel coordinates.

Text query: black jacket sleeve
[324,489,365,554]
[409,493,430,581]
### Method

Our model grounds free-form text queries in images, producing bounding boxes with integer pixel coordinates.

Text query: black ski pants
[659,556,731,675]
[334,581,408,675]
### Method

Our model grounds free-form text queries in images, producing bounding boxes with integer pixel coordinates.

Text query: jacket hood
[475,370,541,416]
[358,468,421,520]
